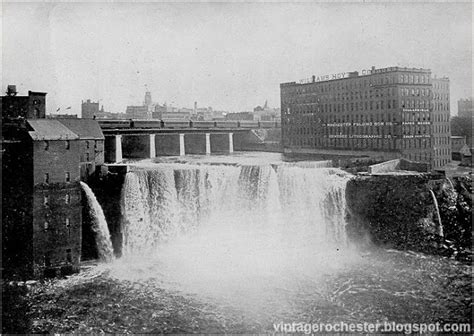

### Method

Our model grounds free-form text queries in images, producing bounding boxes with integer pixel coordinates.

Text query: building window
[86,152,90,161]
[44,141,49,150]
[44,221,49,231]
[43,195,49,206]
[65,140,70,149]
[86,141,90,149]
[65,194,70,204]
[66,249,72,263]
[44,173,49,184]
[65,172,70,182]
[65,218,70,227]
[44,254,51,267]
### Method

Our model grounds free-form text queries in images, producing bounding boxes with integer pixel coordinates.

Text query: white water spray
[113,161,360,311]
[81,182,115,262]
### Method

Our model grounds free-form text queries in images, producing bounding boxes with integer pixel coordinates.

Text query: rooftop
[27,119,79,141]
[56,118,104,140]
[281,66,432,87]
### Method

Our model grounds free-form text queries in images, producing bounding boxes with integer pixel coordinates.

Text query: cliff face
[346,175,441,252]
[346,174,472,260]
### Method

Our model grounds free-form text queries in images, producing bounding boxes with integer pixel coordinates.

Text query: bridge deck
[101,128,252,135]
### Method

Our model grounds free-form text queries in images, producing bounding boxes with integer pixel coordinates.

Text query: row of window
[44,249,73,267]
[284,73,432,95]
[285,99,401,114]
[287,110,432,124]
[287,137,398,150]
[400,88,432,97]
[433,136,450,145]
[433,81,449,90]
[434,147,451,157]
[284,87,400,104]
[432,113,450,122]
[44,193,71,206]
[44,218,70,231]
[433,158,450,168]
[288,124,432,137]
[432,124,450,133]
[285,98,447,116]
[44,172,70,184]
[404,152,432,162]
[44,140,69,150]
[43,140,100,151]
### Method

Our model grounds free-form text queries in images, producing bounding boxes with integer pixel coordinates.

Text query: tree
[451,116,473,146]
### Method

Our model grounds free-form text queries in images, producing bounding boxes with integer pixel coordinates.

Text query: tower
[144,91,152,107]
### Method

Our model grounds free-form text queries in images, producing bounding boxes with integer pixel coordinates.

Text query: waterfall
[81,182,115,262]
[120,163,351,256]
[429,189,444,238]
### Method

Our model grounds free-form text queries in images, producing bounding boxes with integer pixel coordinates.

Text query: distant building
[281,66,451,170]
[126,105,149,119]
[81,99,99,119]
[226,112,254,121]
[1,85,47,120]
[253,100,280,121]
[458,98,473,118]
[451,136,466,160]
[81,101,123,119]
[126,91,155,119]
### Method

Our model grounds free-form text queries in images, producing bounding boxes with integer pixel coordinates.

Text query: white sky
[2,1,472,115]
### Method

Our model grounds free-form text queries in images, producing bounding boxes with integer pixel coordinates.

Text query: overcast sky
[2,1,472,115]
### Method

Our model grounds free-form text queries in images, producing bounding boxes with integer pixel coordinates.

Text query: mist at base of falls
[109,157,363,312]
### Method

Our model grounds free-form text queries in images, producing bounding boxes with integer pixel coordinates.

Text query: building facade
[2,119,82,278]
[57,119,105,181]
[280,66,451,170]
[457,98,473,118]
[81,99,100,119]
[2,86,106,279]
[1,85,47,121]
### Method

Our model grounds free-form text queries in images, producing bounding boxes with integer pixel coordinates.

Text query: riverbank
[3,248,471,334]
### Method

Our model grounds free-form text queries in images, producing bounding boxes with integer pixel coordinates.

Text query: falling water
[121,163,350,254]
[429,189,444,237]
[118,162,353,293]
[81,182,115,262]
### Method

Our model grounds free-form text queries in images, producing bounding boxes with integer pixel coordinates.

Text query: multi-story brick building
[1,85,47,121]
[280,66,451,170]
[2,86,105,279]
[2,119,82,278]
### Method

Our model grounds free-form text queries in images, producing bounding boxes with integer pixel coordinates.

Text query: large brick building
[2,119,83,278]
[2,86,105,279]
[280,66,451,170]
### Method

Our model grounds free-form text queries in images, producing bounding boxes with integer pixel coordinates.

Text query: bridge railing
[99,119,281,130]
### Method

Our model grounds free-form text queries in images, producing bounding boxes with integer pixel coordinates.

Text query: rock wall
[84,166,127,258]
[346,174,472,260]
[346,175,443,252]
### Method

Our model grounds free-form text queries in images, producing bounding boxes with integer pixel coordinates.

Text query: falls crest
[121,163,351,256]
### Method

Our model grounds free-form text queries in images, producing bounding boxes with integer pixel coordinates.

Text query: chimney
[6,85,17,96]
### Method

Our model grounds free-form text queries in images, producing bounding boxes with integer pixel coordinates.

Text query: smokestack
[6,85,17,96]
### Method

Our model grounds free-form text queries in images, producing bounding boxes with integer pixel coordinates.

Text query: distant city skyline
[3,2,472,116]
